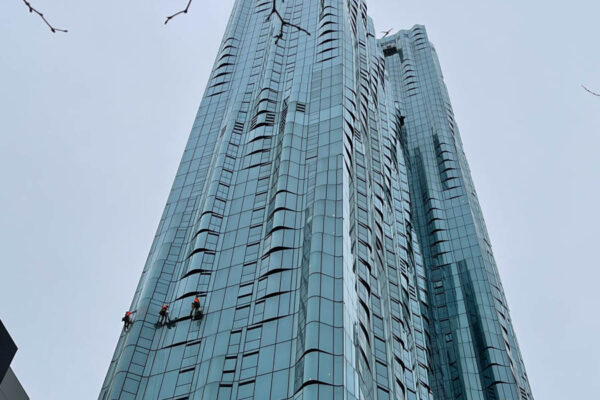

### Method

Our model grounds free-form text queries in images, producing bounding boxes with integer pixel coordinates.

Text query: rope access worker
[122,311,134,331]
[190,295,202,319]
[158,304,170,325]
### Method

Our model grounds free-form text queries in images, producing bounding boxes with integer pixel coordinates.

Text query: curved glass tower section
[380,28,533,400]
[100,2,532,400]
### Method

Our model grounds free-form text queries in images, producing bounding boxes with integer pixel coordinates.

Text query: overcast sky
[0,0,598,399]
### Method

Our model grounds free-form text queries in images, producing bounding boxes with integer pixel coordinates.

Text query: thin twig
[21,0,67,33]
[266,0,311,44]
[165,0,193,25]
[582,85,600,97]
[381,28,393,38]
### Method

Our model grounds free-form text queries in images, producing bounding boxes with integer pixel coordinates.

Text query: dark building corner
[0,321,29,400]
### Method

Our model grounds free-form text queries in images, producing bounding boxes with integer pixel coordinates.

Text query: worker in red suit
[158,305,170,325]
[190,296,202,319]
[122,311,134,331]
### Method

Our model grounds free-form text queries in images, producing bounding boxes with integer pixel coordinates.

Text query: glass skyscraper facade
[100,1,532,399]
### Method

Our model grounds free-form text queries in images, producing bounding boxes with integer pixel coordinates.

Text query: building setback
[100,1,533,399]
[379,29,533,400]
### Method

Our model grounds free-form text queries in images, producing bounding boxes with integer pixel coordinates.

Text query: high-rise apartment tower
[100,1,533,399]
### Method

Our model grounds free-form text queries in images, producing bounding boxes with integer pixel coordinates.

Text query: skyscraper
[379,29,533,400]
[100,1,532,399]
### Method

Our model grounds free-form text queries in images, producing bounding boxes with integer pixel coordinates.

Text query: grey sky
[0,0,598,398]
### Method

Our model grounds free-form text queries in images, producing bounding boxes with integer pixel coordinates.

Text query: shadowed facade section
[380,27,533,400]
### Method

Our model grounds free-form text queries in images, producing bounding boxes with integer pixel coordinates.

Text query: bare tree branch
[266,0,311,44]
[165,0,193,25]
[582,85,600,97]
[163,0,307,43]
[381,28,393,38]
[21,0,67,33]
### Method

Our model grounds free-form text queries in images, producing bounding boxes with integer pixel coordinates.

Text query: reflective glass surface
[100,2,532,400]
